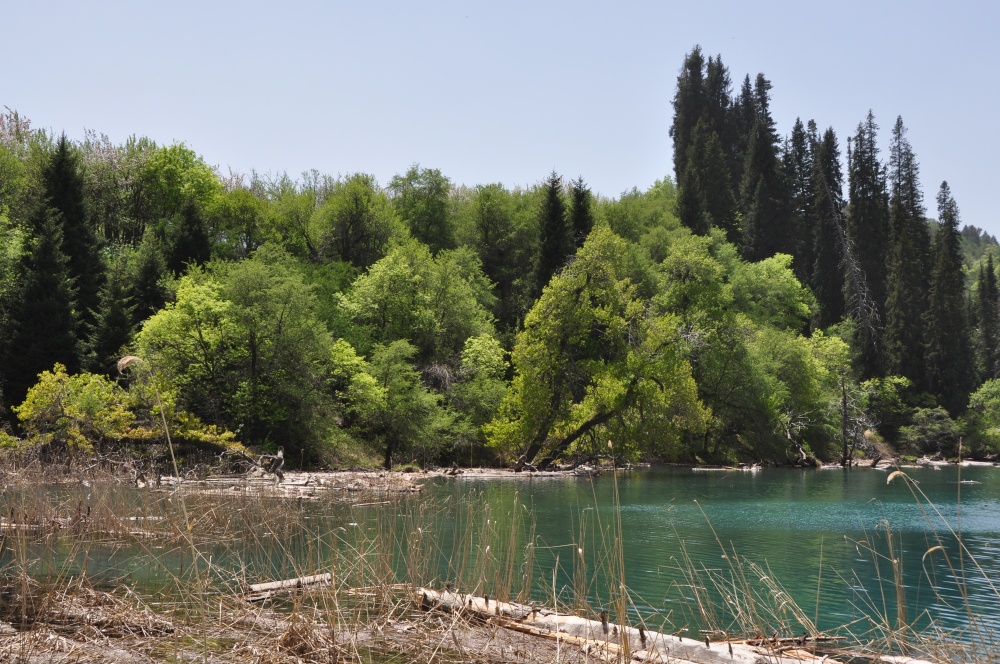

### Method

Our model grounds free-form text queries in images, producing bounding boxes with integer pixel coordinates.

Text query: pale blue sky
[5,1,999,235]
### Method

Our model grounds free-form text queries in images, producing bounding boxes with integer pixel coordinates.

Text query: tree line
[1,51,999,469]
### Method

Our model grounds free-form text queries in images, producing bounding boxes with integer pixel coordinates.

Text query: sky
[5,1,999,235]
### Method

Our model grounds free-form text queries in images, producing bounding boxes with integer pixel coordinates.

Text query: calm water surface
[426,465,1000,636]
[5,465,998,640]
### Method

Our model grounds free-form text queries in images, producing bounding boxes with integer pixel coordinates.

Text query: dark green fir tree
[846,111,890,378]
[670,46,706,182]
[86,259,136,377]
[924,182,973,414]
[784,118,817,283]
[43,134,105,336]
[739,74,792,262]
[568,177,594,247]
[678,119,736,239]
[810,127,846,329]
[977,253,999,380]
[167,196,212,274]
[6,208,81,408]
[128,230,170,326]
[535,171,570,294]
[884,117,930,386]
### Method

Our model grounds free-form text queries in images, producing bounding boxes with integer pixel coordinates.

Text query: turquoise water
[424,465,1000,638]
[3,465,998,642]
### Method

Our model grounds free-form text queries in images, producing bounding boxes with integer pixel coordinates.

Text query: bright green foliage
[965,379,1000,454]
[266,174,322,259]
[389,165,455,254]
[14,363,133,454]
[363,340,454,469]
[313,173,404,269]
[338,241,495,364]
[449,334,509,460]
[136,248,342,460]
[861,375,914,444]
[487,226,708,468]
[205,188,273,260]
[924,182,973,414]
[14,361,242,458]
[898,407,963,456]
[601,178,681,246]
[730,254,813,330]
[454,183,537,332]
[141,143,221,220]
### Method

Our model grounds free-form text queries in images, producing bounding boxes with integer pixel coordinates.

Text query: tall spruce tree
[784,118,816,282]
[568,177,594,247]
[44,134,105,337]
[846,111,890,378]
[6,208,81,408]
[87,261,136,377]
[670,47,707,182]
[166,196,212,274]
[884,117,930,386]
[810,127,846,329]
[978,253,999,380]
[677,119,736,238]
[924,182,973,414]
[739,74,792,262]
[730,74,756,192]
[535,171,570,294]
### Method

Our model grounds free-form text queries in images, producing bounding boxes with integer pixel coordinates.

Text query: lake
[4,464,998,645]
[424,465,1000,640]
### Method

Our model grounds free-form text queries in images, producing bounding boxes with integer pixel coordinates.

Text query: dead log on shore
[245,573,332,602]
[416,588,930,664]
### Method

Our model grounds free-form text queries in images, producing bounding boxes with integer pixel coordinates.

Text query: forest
[3,47,1000,470]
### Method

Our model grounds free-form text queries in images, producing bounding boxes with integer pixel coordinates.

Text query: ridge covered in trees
[2,51,999,469]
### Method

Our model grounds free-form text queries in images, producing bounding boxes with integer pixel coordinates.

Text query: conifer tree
[166,196,212,274]
[810,127,846,329]
[87,263,136,377]
[44,134,105,336]
[128,232,170,326]
[677,119,736,238]
[6,208,80,408]
[924,182,973,414]
[670,47,706,182]
[784,118,816,282]
[846,111,890,378]
[977,254,999,381]
[535,172,570,294]
[730,74,756,191]
[739,74,792,262]
[568,177,594,247]
[884,117,930,385]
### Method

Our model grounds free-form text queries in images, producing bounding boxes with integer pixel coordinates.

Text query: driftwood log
[417,588,936,664]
